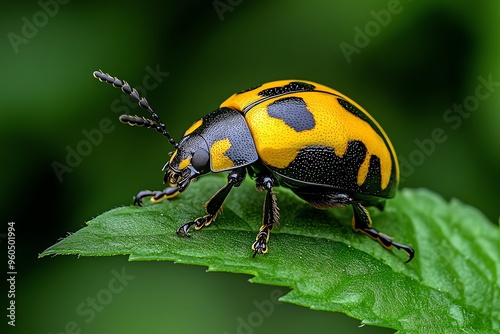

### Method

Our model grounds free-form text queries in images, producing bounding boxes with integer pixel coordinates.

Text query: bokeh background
[1,1,499,333]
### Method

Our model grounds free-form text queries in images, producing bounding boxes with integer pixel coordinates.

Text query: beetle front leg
[351,201,414,263]
[133,187,180,206]
[176,168,246,237]
[252,175,280,256]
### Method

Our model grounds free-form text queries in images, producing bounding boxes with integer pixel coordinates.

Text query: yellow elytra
[221,80,399,196]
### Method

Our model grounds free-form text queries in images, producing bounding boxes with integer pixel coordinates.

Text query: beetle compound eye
[191,149,210,172]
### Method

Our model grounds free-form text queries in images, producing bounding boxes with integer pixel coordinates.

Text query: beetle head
[162,132,211,196]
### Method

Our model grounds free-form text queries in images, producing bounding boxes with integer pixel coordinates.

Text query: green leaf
[40,175,500,333]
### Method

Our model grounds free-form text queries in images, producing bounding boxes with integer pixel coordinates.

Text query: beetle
[93,70,414,262]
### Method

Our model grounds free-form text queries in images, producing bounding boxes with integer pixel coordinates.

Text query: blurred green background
[1,1,499,333]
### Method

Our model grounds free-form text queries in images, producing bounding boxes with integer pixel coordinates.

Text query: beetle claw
[176,222,194,237]
[252,242,267,257]
[133,196,143,207]
[134,190,158,206]
[252,231,269,257]
[392,242,415,263]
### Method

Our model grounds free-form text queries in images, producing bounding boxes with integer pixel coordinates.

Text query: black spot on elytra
[273,142,394,198]
[267,97,315,132]
[258,82,316,97]
[337,98,365,119]
[337,98,387,144]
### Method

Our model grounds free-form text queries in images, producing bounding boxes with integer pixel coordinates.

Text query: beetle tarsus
[176,214,215,237]
[361,227,414,262]
[194,215,214,230]
[351,201,414,263]
[133,190,157,206]
[252,227,270,257]
[133,190,172,206]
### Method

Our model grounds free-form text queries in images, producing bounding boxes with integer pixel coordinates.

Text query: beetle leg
[133,187,180,206]
[176,168,246,237]
[252,175,280,257]
[351,201,414,263]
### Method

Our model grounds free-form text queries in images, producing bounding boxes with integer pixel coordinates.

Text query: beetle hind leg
[351,202,414,263]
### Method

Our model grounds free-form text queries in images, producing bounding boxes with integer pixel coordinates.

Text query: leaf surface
[41,175,500,333]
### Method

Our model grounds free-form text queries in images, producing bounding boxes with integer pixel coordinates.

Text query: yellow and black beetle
[93,71,414,262]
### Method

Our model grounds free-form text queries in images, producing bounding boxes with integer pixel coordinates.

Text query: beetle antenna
[92,70,177,147]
